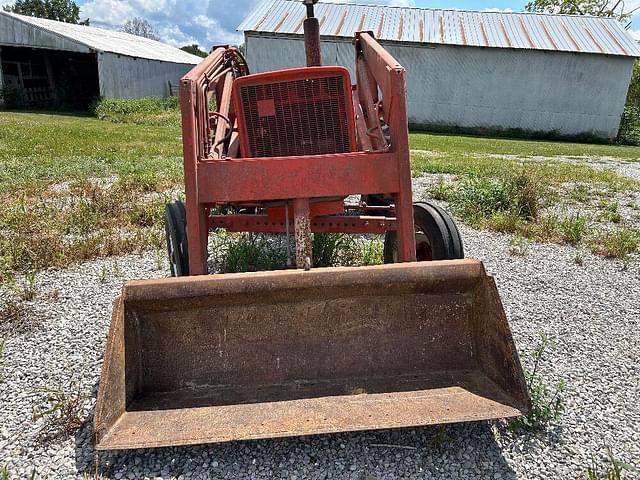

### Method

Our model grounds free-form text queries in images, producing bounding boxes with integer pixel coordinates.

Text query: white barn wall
[246,33,634,139]
[97,53,194,99]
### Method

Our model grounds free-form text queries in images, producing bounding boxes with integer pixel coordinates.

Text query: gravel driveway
[2,153,640,479]
[1,223,638,479]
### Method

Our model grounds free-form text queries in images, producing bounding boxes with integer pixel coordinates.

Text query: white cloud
[81,0,422,49]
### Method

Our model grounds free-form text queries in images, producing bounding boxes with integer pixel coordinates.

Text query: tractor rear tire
[165,200,189,277]
[384,201,464,263]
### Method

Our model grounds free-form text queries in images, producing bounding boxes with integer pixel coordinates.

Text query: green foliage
[121,17,159,40]
[312,233,356,268]
[525,0,633,22]
[3,0,88,24]
[509,333,566,432]
[509,235,530,256]
[598,200,623,224]
[584,448,638,480]
[359,239,384,266]
[92,97,180,125]
[411,123,611,145]
[409,131,640,162]
[589,228,640,260]
[0,87,21,109]
[223,234,288,273]
[181,44,208,58]
[560,214,589,245]
[448,169,543,224]
[617,106,640,146]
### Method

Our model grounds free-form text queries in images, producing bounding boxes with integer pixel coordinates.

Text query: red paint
[178,34,418,275]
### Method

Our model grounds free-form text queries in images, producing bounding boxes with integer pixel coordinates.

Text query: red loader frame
[179,32,416,275]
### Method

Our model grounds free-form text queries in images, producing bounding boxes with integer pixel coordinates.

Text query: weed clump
[223,234,288,273]
[32,382,90,442]
[93,97,179,126]
[584,448,637,480]
[589,228,640,261]
[447,168,544,229]
[560,214,590,246]
[509,333,566,432]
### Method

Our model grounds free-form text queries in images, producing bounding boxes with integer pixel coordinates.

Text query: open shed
[0,11,202,109]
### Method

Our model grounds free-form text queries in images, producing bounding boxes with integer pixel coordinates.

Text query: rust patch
[419,16,424,43]
[519,17,535,48]
[560,20,581,51]
[335,11,348,36]
[539,18,559,50]
[398,13,404,41]
[274,12,289,33]
[95,260,530,450]
[499,19,512,48]
[479,17,490,47]
[357,13,366,33]
[253,11,270,31]
[377,14,385,39]
[601,21,630,56]
[582,21,605,53]
[459,16,467,45]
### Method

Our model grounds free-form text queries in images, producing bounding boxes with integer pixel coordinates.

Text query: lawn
[410,131,640,160]
[0,111,638,279]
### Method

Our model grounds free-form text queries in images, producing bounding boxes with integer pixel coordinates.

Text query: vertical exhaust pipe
[303,0,321,67]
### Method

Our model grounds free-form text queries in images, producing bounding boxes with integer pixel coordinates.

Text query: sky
[67,0,640,48]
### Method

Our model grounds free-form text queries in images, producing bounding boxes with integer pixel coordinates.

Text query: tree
[525,1,639,26]
[121,17,159,41]
[3,0,89,25]
[180,44,208,58]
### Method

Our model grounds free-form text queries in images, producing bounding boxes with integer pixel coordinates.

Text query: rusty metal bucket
[94,260,530,450]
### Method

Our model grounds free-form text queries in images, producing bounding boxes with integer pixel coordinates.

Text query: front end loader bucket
[94,260,530,450]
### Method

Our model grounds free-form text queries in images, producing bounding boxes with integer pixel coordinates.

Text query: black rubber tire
[418,201,465,259]
[165,200,189,276]
[384,202,464,263]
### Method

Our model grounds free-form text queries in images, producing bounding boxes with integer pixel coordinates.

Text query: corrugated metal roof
[0,11,202,64]
[238,0,640,57]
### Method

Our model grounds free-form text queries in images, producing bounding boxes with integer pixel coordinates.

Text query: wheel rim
[415,232,433,262]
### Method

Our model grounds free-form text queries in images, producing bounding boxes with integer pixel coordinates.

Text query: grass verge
[92,97,180,126]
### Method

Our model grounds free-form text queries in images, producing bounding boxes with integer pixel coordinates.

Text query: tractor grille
[237,75,353,158]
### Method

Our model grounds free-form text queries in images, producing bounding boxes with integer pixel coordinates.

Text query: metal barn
[238,0,640,139]
[0,11,201,108]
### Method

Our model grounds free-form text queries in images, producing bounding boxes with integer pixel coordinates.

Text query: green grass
[1,111,639,278]
[0,112,182,196]
[0,112,181,274]
[93,97,180,126]
[410,132,640,160]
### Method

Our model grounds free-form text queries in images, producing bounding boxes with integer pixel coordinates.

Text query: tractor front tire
[384,201,464,263]
[165,200,189,276]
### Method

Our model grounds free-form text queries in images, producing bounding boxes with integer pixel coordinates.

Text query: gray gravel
[1,183,640,478]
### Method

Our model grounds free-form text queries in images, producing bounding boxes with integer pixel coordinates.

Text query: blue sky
[69,0,639,48]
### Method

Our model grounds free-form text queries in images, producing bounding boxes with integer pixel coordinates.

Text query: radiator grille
[238,75,353,158]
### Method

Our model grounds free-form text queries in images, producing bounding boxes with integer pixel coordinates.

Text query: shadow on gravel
[75,405,519,479]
